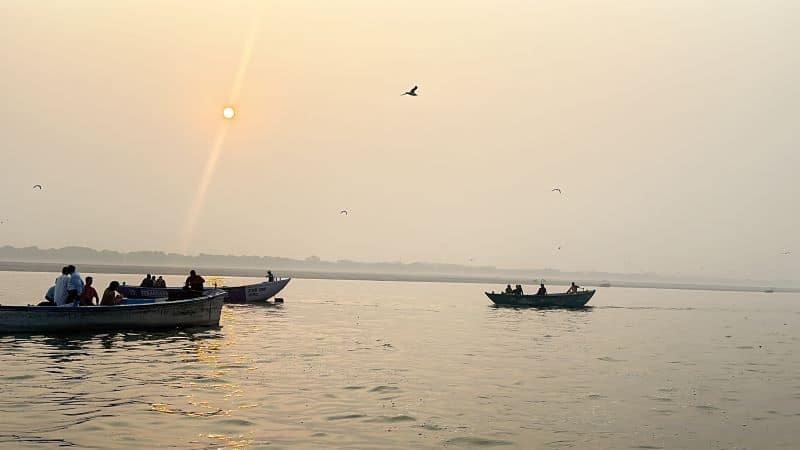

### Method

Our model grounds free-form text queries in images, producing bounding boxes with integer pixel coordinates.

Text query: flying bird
[32,184,42,190]
[402,86,418,96]
[340,210,349,215]
[551,188,562,194]
[781,250,791,255]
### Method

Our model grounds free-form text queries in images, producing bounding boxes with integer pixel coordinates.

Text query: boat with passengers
[119,278,291,304]
[0,289,226,333]
[485,288,595,307]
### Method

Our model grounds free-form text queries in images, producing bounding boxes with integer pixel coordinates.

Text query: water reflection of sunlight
[200,432,254,449]
[150,308,261,422]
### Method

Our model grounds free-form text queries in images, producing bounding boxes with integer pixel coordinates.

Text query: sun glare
[222,106,236,119]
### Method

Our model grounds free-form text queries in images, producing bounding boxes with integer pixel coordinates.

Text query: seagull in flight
[340,210,349,215]
[32,184,42,190]
[402,85,418,96]
[551,188,562,194]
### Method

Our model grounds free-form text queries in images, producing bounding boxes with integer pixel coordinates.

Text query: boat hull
[485,290,595,308]
[223,278,291,303]
[119,279,290,303]
[0,291,225,333]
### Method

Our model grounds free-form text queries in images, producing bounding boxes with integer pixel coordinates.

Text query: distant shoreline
[0,260,797,294]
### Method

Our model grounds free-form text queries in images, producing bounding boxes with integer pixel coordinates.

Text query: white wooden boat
[0,290,226,333]
[119,279,291,304]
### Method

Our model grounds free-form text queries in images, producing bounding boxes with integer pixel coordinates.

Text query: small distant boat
[0,290,226,333]
[119,279,291,304]
[763,288,775,293]
[485,290,595,308]
[599,281,611,288]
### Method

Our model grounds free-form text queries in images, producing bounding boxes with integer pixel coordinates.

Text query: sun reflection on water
[200,432,254,450]
[148,316,261,429]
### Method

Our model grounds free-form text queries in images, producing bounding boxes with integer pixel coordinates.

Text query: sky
[1,1,798,281]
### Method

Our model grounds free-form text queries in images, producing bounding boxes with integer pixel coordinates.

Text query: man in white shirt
[53,266,70,306]
[65,265,85,307]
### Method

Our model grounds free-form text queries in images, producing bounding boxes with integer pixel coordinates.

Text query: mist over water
[1,272,799,448]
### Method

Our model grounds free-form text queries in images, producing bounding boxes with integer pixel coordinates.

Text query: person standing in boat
[566,282,580,294]
[536,283,547,296]
[505,284,513,294]
[80,276,100,306]
[267,270,275,282]
[514,284,524,295]
[65,265,85,307]
[185,270,205,292]
[53,266,71,306]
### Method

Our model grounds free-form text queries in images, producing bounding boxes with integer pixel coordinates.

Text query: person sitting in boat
[536,283,547,296]
[80,276,100,306]
[504,284,513,294]
[185,270,205,292]
[101,281,123,306]
[37,285,57,306]
[267,270,275,282]
[513,284,524,295]
[566,282,580,294]
[140,274,155,288]
[155,276,166,288]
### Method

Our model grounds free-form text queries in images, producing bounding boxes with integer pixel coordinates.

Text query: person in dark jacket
[184,270,205,292]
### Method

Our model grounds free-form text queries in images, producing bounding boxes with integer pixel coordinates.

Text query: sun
[222,106,236,119]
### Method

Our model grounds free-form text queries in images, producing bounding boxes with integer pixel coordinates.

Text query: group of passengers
[140,274,166,288]
[504,284,525,295]
[37,265,212,307]
[40,265,124,306]
[138,271,205,292]
[503,282,581,296]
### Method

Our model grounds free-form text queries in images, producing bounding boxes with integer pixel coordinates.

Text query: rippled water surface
[1,271,799,449]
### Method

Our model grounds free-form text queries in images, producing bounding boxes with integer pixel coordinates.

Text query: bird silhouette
[551,188,562,194]
[781,250,791,255]
[340,210,349,215]
[402,86,418,96]
[32,184,42,190]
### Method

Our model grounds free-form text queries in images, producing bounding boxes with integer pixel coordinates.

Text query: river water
[0,271,798,449]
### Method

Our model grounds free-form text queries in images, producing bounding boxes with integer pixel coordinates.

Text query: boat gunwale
[0,290,227,312]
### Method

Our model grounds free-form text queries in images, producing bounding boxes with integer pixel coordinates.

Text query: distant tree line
[0,245,501,275]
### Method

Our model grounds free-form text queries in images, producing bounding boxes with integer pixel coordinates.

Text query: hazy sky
[1,1,798,280]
